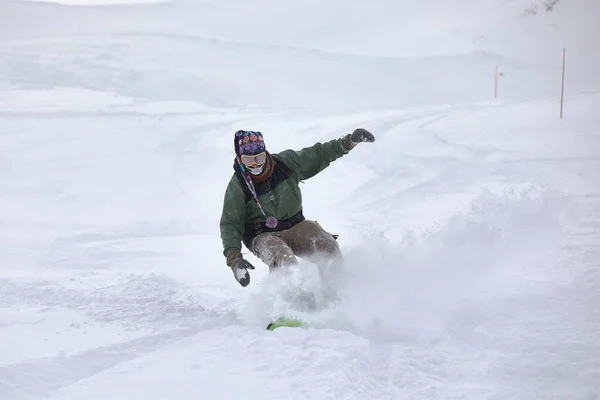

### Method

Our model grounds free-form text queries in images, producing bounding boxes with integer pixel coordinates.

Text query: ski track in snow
[1,91,600,398]
[1,1,600,399]
[1,96,598,399]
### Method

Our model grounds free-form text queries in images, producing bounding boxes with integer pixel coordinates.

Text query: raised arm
[276,129,375,180]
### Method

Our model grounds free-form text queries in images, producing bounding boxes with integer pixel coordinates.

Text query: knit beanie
[234,130,266,155]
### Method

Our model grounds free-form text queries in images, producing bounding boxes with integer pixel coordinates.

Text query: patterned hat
[234,130,266,155]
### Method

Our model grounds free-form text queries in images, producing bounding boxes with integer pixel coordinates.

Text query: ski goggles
[240,152,267,167]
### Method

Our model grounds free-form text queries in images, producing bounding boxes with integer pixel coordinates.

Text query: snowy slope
[1,0,599,399]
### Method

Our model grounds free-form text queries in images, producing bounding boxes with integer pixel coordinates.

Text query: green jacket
[219,136,353,256]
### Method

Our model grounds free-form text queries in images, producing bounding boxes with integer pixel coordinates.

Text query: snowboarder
[219,128,376,287]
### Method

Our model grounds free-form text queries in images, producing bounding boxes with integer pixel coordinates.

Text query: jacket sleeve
[276,136,353,180]
[219,175,247,256]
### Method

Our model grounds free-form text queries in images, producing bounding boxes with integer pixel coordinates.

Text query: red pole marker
[560,48,566,118]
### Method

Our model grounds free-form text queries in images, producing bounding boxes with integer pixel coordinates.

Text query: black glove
[231,258,255,287]
[350,128,375,143]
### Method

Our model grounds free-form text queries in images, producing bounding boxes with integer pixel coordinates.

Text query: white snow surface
[1,1,600,399]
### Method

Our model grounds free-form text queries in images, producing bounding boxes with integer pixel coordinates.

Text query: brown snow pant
[251,220,342,271]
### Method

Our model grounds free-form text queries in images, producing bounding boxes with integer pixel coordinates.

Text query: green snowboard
[266,317,308,331]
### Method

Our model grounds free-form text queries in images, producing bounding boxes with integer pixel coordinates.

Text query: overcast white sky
[14,0,167,5]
